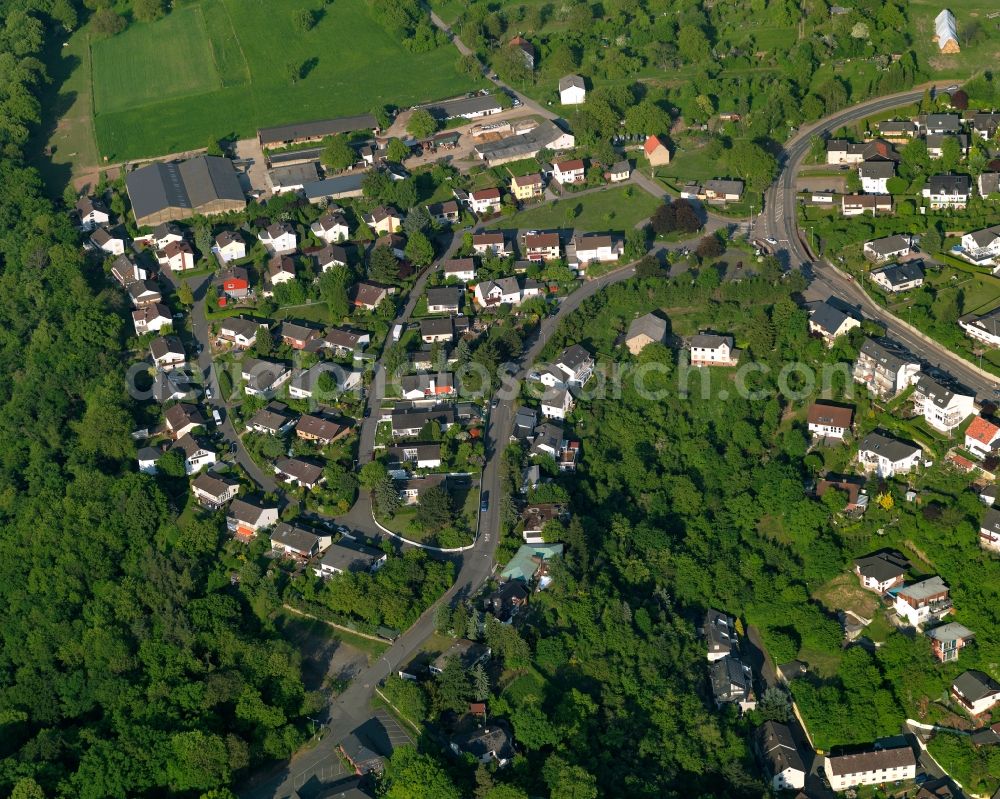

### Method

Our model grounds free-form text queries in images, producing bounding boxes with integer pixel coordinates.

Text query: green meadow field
[89,0,478,160]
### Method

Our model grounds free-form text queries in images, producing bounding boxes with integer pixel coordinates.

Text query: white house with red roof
[552,159,585,185]
[469,187,502,215]
[965,416,1000,459]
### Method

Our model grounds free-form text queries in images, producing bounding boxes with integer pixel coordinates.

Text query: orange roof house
[644,135,671,166]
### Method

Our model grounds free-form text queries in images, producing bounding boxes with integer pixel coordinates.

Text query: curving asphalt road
[756,86,1000,400]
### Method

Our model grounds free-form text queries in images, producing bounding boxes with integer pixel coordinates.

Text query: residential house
[469,187,502,215]
[151,370,193,404]
[857,431,922,477]
[426,200,461,225]
[111,254,150,287]
[363,206,402,235]
[420,316,458,344]
[871,261,925,293]
[709,656,756,713]
[926,622,974,663]
[521,503,566,544]
[269,521,331,559]
[625,313,668,355]
[853,338,921,399]
[391,406,457,438]
[979,506,1000,552]
[972,112,1000,140]
[169,434,216,475]
[912,373,975,433]
[816,475,869,514]
[894,575,952,628]
[755,722,806,792]
[246,401,297,435]
[965,416,1000,459]
[396,473,448,505]
[569,233,622,271]
[854,551,909,593]
[241,357,291,397]
[400,372,456,401]
[509,35,535,68]
[191,472,240,509]
[132,303,172,335]
[338,731,387,776]
[314,243,349,272]
[980,484,998,506]
[701,179,745,203]
[878,119,918,141]
[960,225,1000,265]
[923,174,970,209]
[524,232,561,261]
[149,222,184,250]
[959,306,1000,347]
[218,266,250,302]
[926,133,969,158]
[860,160,894,193]
[703,609,738,662]
[689,333,739,366]
[951,671,1000,716]
[288,362,361,399]
[90,226,127,257]
[137,446,161,475]
[471,232,511,257]
[826,138,898,166]
[511,173,544,200]
[386,443,442,470]
[219,317,262,348]
[474,276,526,307]
[552,159,585,185]
[324,327,370,355]
[273,457,325,489]
[607,160,631,182]
[158,240,196,272]
[443,258,477,283]
[296,414,348,445]
[150,335,185,371]
[807,402,853,440]
[265,255,296,290]
[351,281,390,310]
[279,321,321,350]
[643,134,671,166]
[128,279,162,307]
[310,210,350,243]
[540,386,573,420]
[164,402,206,439]
[426,287,462,314]
[485,580,529,624]
[863,234,915,262]
[921,112,962,135]
[500,542,564,585]
[227,498,280,539]
[529,421,579,471]
[841,194,893,216]
[451,724,515,768]
[314,538,387,578]
[258,221,297,254]
[550,344,594,386]
[213,230,247,263]
[823,747,916,792]
[76,196,110,230]
[977,172,999,198]
[558,74,586,105]
[808,301,861,346]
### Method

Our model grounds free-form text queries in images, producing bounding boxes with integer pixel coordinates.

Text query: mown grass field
[486,186,659,232]
[89,0,479,160]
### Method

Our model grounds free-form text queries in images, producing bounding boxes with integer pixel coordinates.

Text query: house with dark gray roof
[951,670,1000,716]
[871,261,924,293]
[314,538,387,578]
[702,609,738,662]
[754,721,806,792]
[863,233,914,262]
[823,746,916,792]
[853,551,909,593]
[625,313,667,354]
[857,431,922,477]
[853,337,921,399]
[808,300,861,345]
[270,522,331,558]
[709,656,755,712]
[126,156,245,227]
[257,114,378,147]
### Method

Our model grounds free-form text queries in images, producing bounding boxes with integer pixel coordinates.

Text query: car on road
[480,492,489,513]
[212,409,222,426]
[363,406,371,418]
[230,442,237,454]
[491,398,498,409]
[765,237,778,245]
[992,389,1000,398]
[205,386,213,399]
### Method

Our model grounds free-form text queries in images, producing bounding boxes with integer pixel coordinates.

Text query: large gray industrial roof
[126,156,243,222]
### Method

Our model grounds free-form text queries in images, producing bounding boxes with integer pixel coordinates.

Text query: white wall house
[912,374,974,434]
[823,748,916,793]
[857,432,921,477]
[689,334,738,366]
[558,74,586,105]
[893,576,951,628]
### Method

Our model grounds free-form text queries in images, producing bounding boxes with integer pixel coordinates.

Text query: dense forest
[0,3,310,797]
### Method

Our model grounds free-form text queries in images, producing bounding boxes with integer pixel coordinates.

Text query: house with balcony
[911,373,975,434]
[852,338,921,400]
[567,233,623,271]
[979,507,1000,552]
[709,656,756,713]
[270,522,331,559]
[894,575,951,628]
[471,232,511,258]
[807,402,853,441]
[857,431,921,477]
[191,472,240,509]
[552,159,585,185]
[859,160,895,194]
[313,538,387,578]
[469,187,502,216]
[926,622,974,663]
[959,306,1000,348]
[871,261,924,293]
[227,498,279,539]
[951,671,1000,717]
[524,232,561,261]
[511,173,544,200]
[959,225,1000,266]
[922,174,971,209]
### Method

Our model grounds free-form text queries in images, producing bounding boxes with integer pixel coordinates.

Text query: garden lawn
[89,0,479,160]
[486,186,658,232]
